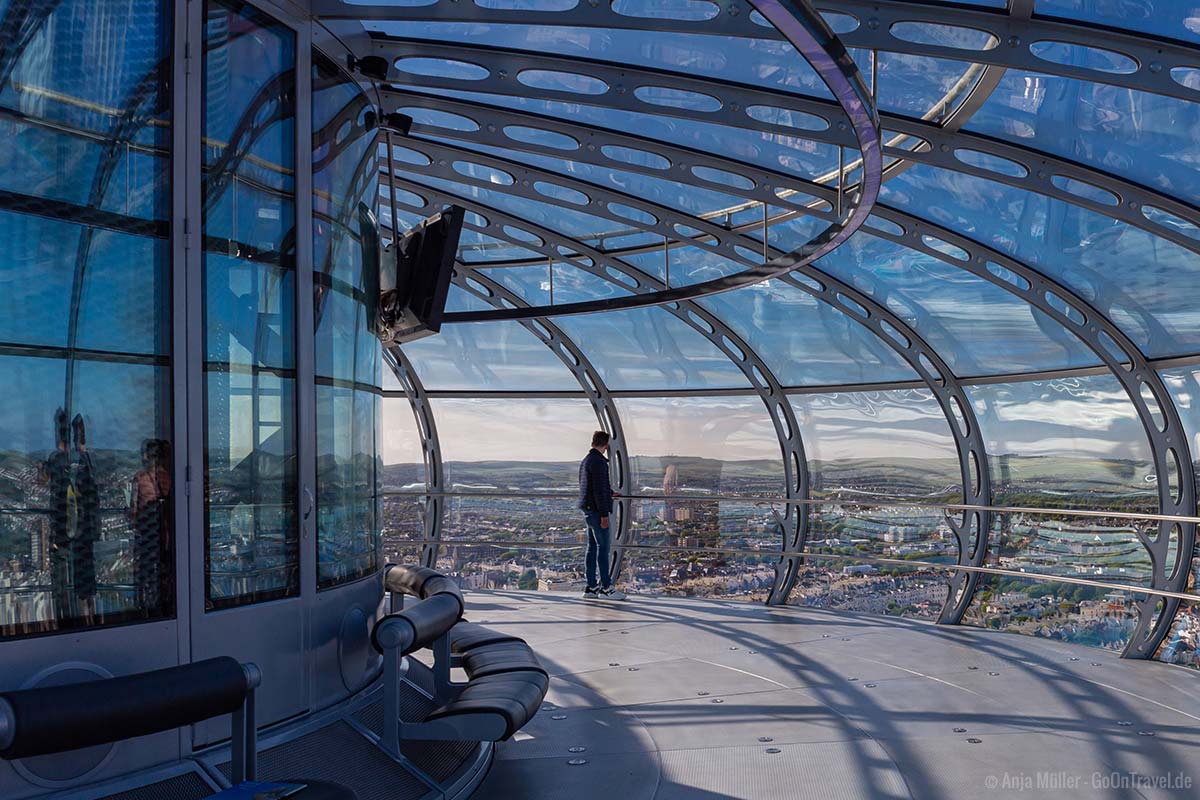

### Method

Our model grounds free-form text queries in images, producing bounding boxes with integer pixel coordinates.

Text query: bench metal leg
[382,648,411,759]
[431,633,457,703]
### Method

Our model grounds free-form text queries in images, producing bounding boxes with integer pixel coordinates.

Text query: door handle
[303,486,315,522]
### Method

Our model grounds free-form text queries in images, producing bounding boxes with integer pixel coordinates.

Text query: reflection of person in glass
[71,413,100,624]
[129,439,171,615]
[45,409,73,623]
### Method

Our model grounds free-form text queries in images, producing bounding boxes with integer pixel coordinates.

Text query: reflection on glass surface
[313,53,381,588]
[815,231,1099,376]
[432,398,599,490]
[1156,368,1200,669]
[616,396,783,495]
[966,376,1155,512]
[791,557,949,620]
[791,390,963,502]
[203,0,298,609]
[437,544,585,593]
[1036,0,1200,43]
[963,574,1138,652]
[882,164,1200,359]
[971,68,1200,204]
[699,279,920,387]
[401,309,582,391]
[555,307,752,390]
[624,548,777,601]
[0,0,173,638]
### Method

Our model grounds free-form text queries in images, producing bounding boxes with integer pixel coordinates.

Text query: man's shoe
[599,587,626,601]
[583,587,600,600]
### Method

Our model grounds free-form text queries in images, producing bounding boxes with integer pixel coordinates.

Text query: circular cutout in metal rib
[429,0,881,322]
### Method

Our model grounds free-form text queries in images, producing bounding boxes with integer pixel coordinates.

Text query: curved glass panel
[478,263,634,306]
[554,306,752,390]
[881,165,1200,360]
[400,289,584,391]
[699,279,919,387]
[966,70,1200,206]
[395,87,843,184]
[313,54,382,588]
[373,23,831,97]
[0,0,173,638]
[1035,0,1200,45]
[791,389,962,502]
[202,1,299,609]
[433,397,598,491]
[616,397,785,569]
[380,395,426,559]
[965,376,1155,513]
[814,230,1100,376]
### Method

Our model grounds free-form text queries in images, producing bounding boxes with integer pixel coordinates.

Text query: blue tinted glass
[815,231,1100,376]
[374,23,830,98]
[621,246,745,287]
[479,264,634,306]
[791,390,962,501]
[1160,367,1200,516]
[615,396,784,494]
[556,306,752,390]
[966,70,1200,206]
[868,51,990,121]
[203,0,299,608]
[407,173,616,242]
[0,0,174,637]
[422,136,753,219]
[313,54,382,587]
[966,376,1155,512]
[398,86,842,180]
[699,279,918,387]
[881,165,1200,359]
[1035,0,1200,44]
[402,319,581,390]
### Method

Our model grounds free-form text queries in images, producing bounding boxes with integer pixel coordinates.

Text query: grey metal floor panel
[465,590,1200,799]
[219,722,429,800]
[98,772,214,800]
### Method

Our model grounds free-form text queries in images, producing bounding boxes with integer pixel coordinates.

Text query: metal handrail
[422,538,1196,603]
[381,490,1200,525]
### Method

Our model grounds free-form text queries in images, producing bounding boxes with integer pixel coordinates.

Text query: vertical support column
[171,0,199,721]
[293,18,317,709]
[384,347,443,569]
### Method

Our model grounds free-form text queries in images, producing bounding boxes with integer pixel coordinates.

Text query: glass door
[188,0,312,743]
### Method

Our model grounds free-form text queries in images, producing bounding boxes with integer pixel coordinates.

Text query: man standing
[578,431,626,600]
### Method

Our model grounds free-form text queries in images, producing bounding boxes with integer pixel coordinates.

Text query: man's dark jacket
[578,448,613,515]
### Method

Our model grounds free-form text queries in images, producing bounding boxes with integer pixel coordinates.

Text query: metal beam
[859,208,1198,659]
[383,346,444,568]
[372,41,1200,256]
[359,1,887,318]
[323,0,1200,102]
[383,150,994,620]
[444,268,635,584]
[388,180,811,605]
[388,151,1196,639]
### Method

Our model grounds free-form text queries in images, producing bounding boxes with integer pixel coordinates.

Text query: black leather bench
[372,564,548,753]
[0,658,354,800]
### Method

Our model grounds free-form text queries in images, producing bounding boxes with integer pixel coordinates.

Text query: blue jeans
[583,510,612,590]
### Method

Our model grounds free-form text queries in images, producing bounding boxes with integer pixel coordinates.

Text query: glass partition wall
[0,0,389,741]
[0,0,174,637]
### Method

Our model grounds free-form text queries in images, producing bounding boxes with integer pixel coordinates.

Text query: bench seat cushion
[449,622,523,654]
[425,672,549,740]
[460,642,546,679]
